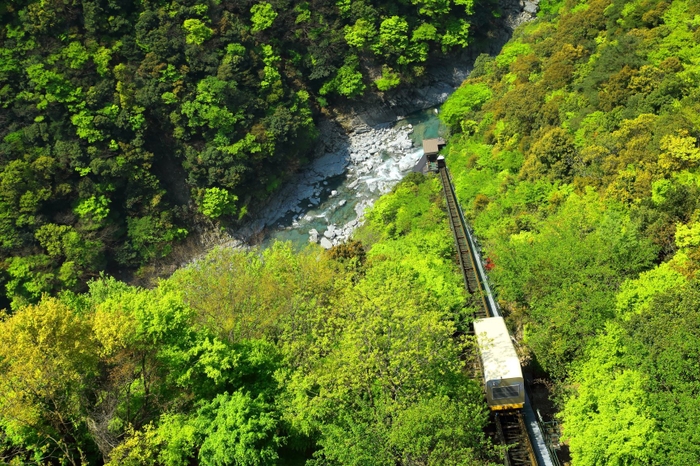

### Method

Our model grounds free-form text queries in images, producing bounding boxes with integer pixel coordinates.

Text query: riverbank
[132,0,540,284]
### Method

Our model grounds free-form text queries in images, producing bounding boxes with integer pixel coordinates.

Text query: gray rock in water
[331,190,338,196]
[320,237,333,249]
[338,199,347,207]
[309,229,319,243]
[324,226,336,239]
[524,1,538,14]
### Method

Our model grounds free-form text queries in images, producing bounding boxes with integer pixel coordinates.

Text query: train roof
[474,317,523,382]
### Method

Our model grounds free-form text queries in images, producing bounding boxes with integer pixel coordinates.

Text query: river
[258,108,446,250]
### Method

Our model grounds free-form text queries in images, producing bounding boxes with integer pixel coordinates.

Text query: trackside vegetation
[0,173,501,465]
[437,0,700,463]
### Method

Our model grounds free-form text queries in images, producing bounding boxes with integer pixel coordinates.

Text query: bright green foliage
[615,262,687,318]
[0,0,481,305]
[196,392,281,466]
[0,173,495,464]
[275,176,489,461]
[63,42,90,69]
[250,3,278,33]
[320,56,366,97]
[374,66,401,91]
[538,0,567,15]
[93,46,113,76]
[412,23,438,42]
[337,1,476,75]
[488,192,655,378]
[436,0,700,461]
[565,281,700,465]
[562,323,657,466]
[675,221,700,249]
[71,110,105,142]
[494,41,532,68]
[183,19,213,45]
[110,390,282,466]
[439,83,492,128]
[4,255,56,310]
[389,395,487,464]
[181,77,241,134]
[440,18,470,51]
[0,298,99,464]
[345,19,377,48]
[374,16,409,56]
[199,187,238,218]
[357,174,469,323]
[621,282,700,464]
[74,195,110,228]
[170,242,346,343]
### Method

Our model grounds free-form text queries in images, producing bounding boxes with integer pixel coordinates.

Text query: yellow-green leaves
[562,324,657,466]
[183,19,213,45]
[344,19,377,48]
[0,298,98,463]
[250,2,278,33]
[374,66,401,91]
[659,130,700,173]
[439,82,492,129]
[198,187,238,219]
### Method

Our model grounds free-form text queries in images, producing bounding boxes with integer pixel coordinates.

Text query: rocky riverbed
[253,113,436,249]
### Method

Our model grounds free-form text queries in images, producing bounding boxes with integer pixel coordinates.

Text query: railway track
[436,158,540,466]
[437,164,490,319]
[494,411,538,466]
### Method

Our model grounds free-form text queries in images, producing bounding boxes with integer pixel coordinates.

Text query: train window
[492,385,520,399]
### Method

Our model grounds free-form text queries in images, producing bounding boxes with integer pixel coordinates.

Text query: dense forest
[0,173,500,465]
[3,0,700,464]
[0,0,486,309]
[439,0,700,463]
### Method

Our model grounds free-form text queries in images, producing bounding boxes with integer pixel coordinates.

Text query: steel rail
[438,165,492,318]
[495,411,538,466]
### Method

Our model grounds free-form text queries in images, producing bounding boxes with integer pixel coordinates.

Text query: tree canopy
[0,0,484,307]
[0,174,496,465]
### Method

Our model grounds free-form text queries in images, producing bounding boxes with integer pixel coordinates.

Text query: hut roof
[423,138,440,155]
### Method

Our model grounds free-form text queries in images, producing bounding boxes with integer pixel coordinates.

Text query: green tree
[320,56,366,97]
[345,19,377,49]
[250,3,278,33]
[439,83,492,129]
[373,16,409,57]
[183,19,213,45]
[374,66,401,91]
[199,187,238,219]
[562,324,657,466]
[0,298,100,464]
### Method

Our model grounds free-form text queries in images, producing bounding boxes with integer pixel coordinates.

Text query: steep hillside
[438,0,700,463]
[0,173,497,465]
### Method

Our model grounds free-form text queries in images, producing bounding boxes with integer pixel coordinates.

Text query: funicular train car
[473,317,525,410]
